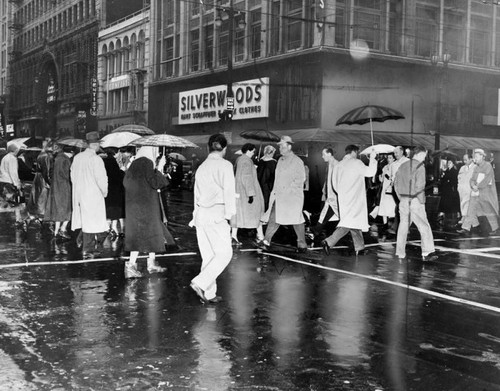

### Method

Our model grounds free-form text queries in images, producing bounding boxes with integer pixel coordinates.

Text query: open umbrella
[360,144,395,155]
[57,138,88,149]
[240,129,280,143]
[129,134,199,149]
[100,132,141,148]
[111,124,155,136]
[336,105,405,146]
[168,152,186,161]
[7,137,31,149]
[240,129,280,157]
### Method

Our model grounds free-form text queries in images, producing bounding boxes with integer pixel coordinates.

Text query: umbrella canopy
[57,138,88,149]
[111,124,155,136]
[240,129,280,143]
[432,149,458,161]
[7,137,32,149]
[100,132,141,148]
[168,152,186,161]
[129,134,199,149]
[336,105,405,146]
[360,144,395,155]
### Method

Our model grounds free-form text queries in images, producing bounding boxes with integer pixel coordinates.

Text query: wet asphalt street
[0,190,499,390]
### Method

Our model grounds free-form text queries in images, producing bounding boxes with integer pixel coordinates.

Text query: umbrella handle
[370,118,374,146]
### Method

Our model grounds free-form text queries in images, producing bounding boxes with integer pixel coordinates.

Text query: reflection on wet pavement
[0,193,498,390]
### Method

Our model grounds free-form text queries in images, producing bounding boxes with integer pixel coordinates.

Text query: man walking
[457,153,475,227]
[321,145,377,256]
[460,149,499,235]
[387,146,409,234]
[394,145,436,261]
[258,136,308,253]
[312,146,339,241]
[190,133,236,304]
[71,131,108,259]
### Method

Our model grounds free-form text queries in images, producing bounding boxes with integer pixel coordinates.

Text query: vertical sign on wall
[90,77,98,116]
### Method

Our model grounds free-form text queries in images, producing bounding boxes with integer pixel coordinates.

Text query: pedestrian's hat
[86,131,100,143]
[474,148,486,156]
[277,135,294,145]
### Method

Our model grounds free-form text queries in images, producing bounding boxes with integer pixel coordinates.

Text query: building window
[469,15,491,66]
[190,29,200,71]
[443,9,465,63]
[204,24,214,69]
[286,1,302,51]
[353,11,381,50]
[250,9,261,59]
[162,36,174,77]
[234,13,245,62]
[415,6,438,58]
[218,20,229,66]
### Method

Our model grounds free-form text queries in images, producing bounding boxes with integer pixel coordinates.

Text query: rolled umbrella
[111,124,155,136]
[336,105,405,146]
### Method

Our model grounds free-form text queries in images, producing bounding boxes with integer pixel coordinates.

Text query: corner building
[6,0,100,139]
[148,0,500,157]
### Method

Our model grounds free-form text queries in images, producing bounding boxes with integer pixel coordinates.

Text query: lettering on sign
[178,77,269,125]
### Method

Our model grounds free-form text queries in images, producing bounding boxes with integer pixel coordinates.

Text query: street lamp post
[430,52,450,152]
[215,0,246,122]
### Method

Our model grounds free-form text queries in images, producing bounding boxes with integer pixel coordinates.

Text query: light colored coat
[71,149,108,233]
[234,154,264,228]
[458,162,475,216]
[333,155,377,231]
[263,152,305,225]
[319,158,339,223]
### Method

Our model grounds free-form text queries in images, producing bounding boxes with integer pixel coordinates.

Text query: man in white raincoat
[71,131,108,259]
[259,136,307,252]
[321,144,377,256]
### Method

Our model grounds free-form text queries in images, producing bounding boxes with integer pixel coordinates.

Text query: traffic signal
[218,109,234,121]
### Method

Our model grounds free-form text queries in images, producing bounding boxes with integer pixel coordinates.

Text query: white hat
[277,136,294,145]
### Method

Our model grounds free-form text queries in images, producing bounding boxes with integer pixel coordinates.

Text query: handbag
[158,190,176,246]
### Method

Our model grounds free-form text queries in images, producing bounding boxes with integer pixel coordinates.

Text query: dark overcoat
[27,151,52,217]
[45,153,72,222]
[257,159,276,211]
[103,154,125,220]
[439,166,460,213]
[124,157,169,253]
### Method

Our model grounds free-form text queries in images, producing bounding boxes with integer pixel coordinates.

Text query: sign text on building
[178,77,269,125]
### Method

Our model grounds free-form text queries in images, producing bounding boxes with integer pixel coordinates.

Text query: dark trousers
[264,204,307,248]
[83,232,107,253]
[324,227,365,252]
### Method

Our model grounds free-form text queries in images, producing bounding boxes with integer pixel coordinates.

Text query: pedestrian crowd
[0,132,498,304]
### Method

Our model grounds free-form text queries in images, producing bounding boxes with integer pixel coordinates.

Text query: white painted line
[433,245,500,260]
[264,252,500,314]
[472,247,500,252]
[0,252,197,269]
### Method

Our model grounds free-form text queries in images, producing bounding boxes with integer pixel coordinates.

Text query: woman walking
[123,146,169,278]
[102,147,125,239]
[231,143,265,244]
[257,145,276,211]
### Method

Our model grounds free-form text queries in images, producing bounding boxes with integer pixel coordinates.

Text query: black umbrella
[240,129,280,143]
[240,129,280,157]
[336,105,405,146]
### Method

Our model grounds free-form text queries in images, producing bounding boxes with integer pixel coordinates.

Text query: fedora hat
[473,148,486,156]
[277,135,294,145]
[86,131,100,144]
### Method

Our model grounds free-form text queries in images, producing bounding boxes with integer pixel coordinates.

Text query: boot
[147,257,167,274]
[125,261,142,278]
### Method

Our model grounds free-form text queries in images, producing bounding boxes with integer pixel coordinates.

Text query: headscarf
[136,146,159,164]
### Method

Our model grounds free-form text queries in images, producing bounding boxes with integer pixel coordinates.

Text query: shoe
[456,228,470,234]
[125,262,142,278]
[147,258,167,274]
[231,237,242,246]
[422,252,438,262]
[82,252,94,260]
[296,247,307,254]
[57,230,71,240]
[386,228,396,235]
[355,248,368,256]
[108,229,118,240]
[205,296,223,304]
[321,240,330,256]
[254,239,269,251]
[190,282,207,302]
[489,230,499,236]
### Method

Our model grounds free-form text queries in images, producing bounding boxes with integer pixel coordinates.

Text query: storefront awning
[182,128,500,152]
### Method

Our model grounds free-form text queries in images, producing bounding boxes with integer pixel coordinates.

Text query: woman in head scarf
[257,145,277,211]
[123,146,170,278]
